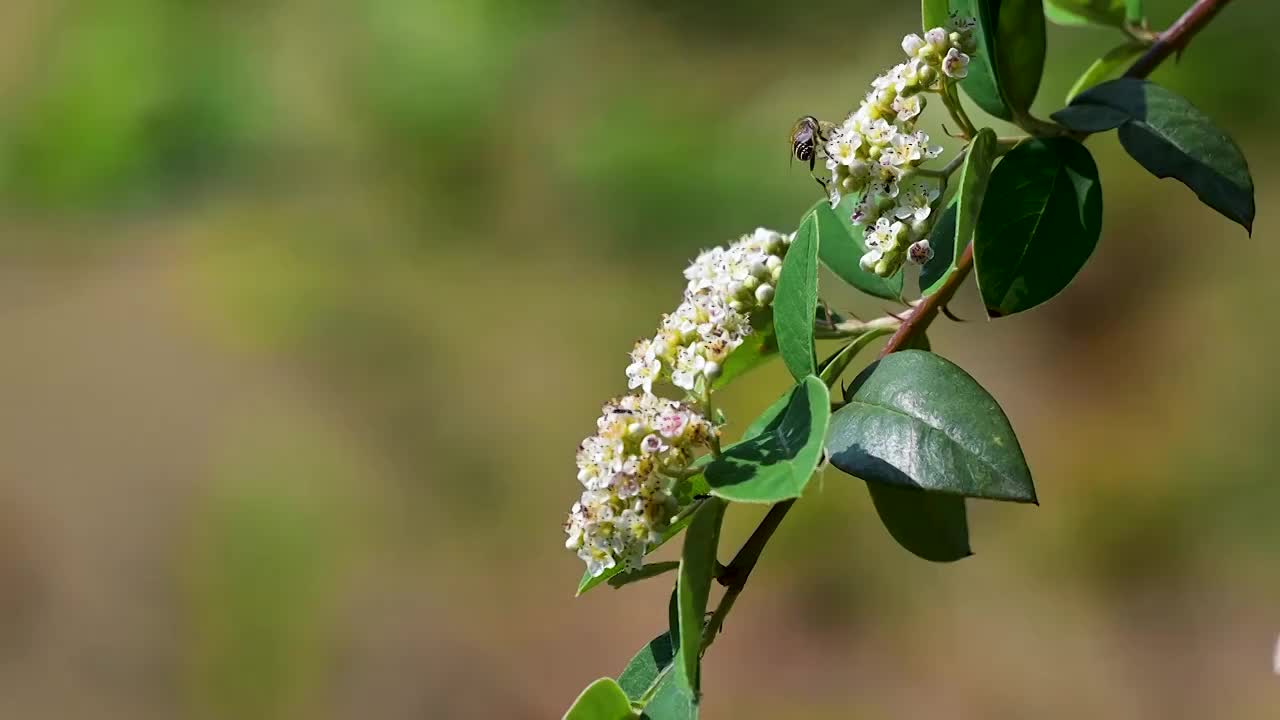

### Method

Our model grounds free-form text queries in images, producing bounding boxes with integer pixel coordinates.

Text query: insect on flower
[789,115,830,189]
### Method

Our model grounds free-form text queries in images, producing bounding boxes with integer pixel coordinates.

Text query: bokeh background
[0,1,1276,718]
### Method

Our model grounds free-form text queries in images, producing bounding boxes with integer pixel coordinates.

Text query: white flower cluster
[625,227,793,396]
[564,394,716,577]
[824,20,977,277]
[567,227,793,576]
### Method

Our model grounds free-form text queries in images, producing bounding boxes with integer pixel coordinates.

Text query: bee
[790,115,830,190]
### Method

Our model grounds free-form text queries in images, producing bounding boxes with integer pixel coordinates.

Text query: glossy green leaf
[712,313,776,390]
[641,658,697,720]
[826,350,1036,502]
[993,0,1047,117]
[865,482,972,562]
[1065,42,1145,103]
[705,376,831,503]
[974,137,1102,317]
[949,0,1045,120]
[676,497,725,694]
[776,211,819,380]
[818,196,904,301]
[618,629,678,701]
[818,329,893,389]
[607,561,679,590]
[1044,0,1126,28]
[1053,78,1254,232]
[577,497,705,596]
[922,128,995,297]
[918,198,958,295]
[564,678,637,720]
[955,129,997,257]
[950,0,1005,119]
[922,0,951,30]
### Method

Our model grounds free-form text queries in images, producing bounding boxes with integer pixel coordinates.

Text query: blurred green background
[0,1,1276,718]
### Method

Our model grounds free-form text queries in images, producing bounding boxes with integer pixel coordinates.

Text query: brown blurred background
[0,1,1276,718]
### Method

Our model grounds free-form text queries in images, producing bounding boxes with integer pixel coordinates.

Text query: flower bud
[859,249,883,272]
[754,283,775,305]
[703,361,721,380]
[902,33,926,57]
[924,27,949,52]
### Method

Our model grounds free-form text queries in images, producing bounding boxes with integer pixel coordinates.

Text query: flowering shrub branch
[563,1,1250,717]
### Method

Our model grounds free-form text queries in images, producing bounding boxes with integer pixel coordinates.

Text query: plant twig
[813,305,914,339]
[695,0,1233,666]
[702,500,795,649]
[1124,0,1233,79]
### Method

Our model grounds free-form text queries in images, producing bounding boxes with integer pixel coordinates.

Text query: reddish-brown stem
[1125,0,1234,80]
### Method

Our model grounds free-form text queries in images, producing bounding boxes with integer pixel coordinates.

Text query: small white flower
[824,128,862,166]
[908,239,934,265]
[892,94,924,124]
[866,217,907,251]
[862,118,898,148]
[625,340,662,394]
[893,182,940,224]
[942,48,970,79]
[671,345,707,390]
[895,59,928,92]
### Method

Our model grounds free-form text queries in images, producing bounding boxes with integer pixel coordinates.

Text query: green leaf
[955,128,997,256]
[1065,42,1145,103]
[818,329,893,389]
[949,0,1004,119]
[950,0,1046,120]
[1052,78,1254,232]
[607,561,680,590]
[918,198,958,295]
[818,196,904,301]
[641,658,697,720]
[826,350,1036,503]
[712,313,776,390]
[865,482,972,562]
[705,376,832,503]
[676,497,725,695]
[922,0,950,28]
[618,629,678,701]
[974,137,1102,317]
[776,211,819,380]
[922,128,996,297]
[993,0,1047,117]
[1044,0,1126,28]
[564,678,637,720]
[577,496,705,596]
